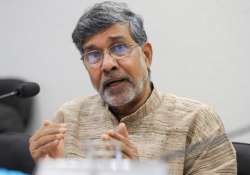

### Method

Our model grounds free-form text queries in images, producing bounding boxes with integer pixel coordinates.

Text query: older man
[29,1,237,174]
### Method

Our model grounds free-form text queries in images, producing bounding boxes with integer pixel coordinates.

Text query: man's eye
[86,51,102,64]
[110,44,129,56]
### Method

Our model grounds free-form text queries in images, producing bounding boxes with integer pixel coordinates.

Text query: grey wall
[1,0,249,142]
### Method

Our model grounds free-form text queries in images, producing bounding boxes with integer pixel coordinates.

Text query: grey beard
[102,84,139,107]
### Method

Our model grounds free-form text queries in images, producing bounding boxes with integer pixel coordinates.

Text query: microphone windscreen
[16,82,40,98]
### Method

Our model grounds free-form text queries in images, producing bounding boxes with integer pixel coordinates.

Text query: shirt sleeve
[184,105,237,175]
[53,109,65,124]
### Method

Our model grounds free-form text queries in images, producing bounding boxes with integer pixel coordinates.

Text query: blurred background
[0,0,249,142]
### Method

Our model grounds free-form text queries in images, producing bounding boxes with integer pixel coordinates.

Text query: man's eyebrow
[108,35,126,41]
[83,35,127,50]
[83,44,98,51]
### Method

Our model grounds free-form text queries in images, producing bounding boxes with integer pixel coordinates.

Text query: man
[29,1,237,174]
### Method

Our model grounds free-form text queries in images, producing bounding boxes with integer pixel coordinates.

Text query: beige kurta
[55,87,237,174]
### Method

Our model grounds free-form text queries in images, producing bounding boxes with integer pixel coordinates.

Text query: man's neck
[109,82,153,121]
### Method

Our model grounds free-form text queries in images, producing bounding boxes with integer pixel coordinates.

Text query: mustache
[99,72,131,91]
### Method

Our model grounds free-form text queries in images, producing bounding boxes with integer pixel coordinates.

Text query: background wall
[1,0,249,142]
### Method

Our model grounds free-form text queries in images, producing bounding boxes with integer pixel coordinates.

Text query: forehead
[83,23,134,49]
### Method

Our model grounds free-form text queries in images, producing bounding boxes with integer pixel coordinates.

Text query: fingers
[31,126,67,142]
[102,124,138,159]
[31,139,60,160]
[43,120,52,127]
[102,123,128,141]
[101,130,113,141]
[109,132,138,159]
[120,143,138,159]
[31,133,64,150]
[33,121,67,139]
[107,130,129,145]
[29,120,67,161]
[116,123,128,138]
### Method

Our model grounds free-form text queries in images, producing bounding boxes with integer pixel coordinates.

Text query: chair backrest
[0,78,34,132]
[233,142,250,175]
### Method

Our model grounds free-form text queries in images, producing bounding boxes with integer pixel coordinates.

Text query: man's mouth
[103,78,128,89]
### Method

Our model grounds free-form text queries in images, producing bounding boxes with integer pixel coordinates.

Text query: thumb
[116,122,128,138]
[43,120,52,127]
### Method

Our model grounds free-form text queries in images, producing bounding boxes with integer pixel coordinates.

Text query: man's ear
[142,42,153,67]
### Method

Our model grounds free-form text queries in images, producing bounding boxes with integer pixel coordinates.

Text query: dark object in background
[0,133,35,174]
[0,82,40,100]
[233,142,250,175]
[0,104,24,132]
[0,78,37,173]
[0,78,35,132]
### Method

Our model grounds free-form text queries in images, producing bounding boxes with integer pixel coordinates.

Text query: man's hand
[29,120,66,161]
[101,123,138,159]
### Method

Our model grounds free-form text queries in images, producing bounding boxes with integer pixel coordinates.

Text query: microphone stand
[0,91,18,100]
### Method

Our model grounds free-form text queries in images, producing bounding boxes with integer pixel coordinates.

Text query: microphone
[0,82,40,100]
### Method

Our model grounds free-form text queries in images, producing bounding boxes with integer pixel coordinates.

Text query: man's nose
[101,52,118,73]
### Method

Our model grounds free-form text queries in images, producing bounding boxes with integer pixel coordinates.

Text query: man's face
[83,24,152,107]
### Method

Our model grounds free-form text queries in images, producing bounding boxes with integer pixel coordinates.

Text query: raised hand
[29,120,66,161]
[101,123,138,159]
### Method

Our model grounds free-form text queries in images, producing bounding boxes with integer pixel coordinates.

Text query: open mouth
[103,78,127,89]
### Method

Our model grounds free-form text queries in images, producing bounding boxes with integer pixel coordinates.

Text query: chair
[0,78,34,132]
[0,78,36,173]
[233,142,250,175]
[0,133,35,174]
